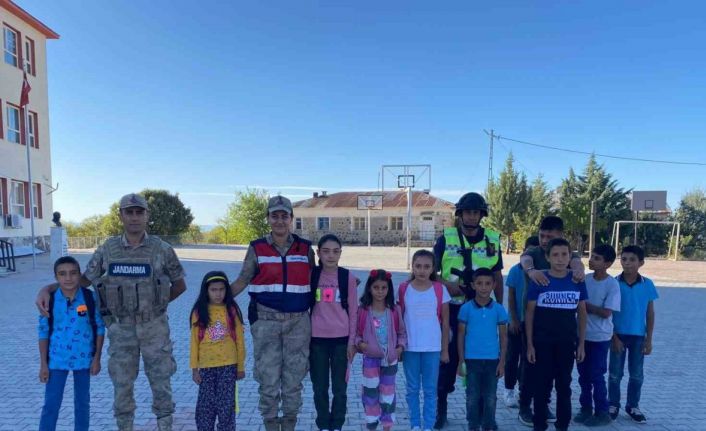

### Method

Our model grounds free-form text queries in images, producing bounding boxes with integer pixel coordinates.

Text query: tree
[219,189,270,244]
[558,155,631,253]
[141,189,194,236]
[484,153,529,250]
[512,175,555,250]
[676,188,706,259]
[181,224,204,244]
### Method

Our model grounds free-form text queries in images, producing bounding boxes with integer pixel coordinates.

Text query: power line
[497,134,706,167]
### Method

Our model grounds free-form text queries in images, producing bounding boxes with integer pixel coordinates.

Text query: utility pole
[484,129,496,190]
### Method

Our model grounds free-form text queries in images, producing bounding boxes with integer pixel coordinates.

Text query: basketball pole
[367,207,371,249]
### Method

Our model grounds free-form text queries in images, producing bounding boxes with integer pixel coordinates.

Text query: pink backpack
[357,306,400,336]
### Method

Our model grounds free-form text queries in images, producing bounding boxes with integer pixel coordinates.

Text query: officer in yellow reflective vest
[432,192,504,429]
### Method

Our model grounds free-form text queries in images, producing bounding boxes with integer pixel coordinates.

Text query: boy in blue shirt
[38,256,105,431]
[574,244,621,427]
[526,238,587,431]
[457,268,508,431]
[505,236,539,408]
[608,245,657,424]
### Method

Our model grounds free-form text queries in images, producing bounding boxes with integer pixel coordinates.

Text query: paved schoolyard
[1,247,704,430]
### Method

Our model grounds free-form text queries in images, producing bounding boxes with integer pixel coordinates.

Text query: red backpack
[397,280,444,323]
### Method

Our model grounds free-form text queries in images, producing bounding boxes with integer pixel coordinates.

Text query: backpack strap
[356,306,368,337]
[392,306,399,333]
[397,281,408,315]
[81,287,98,356]
[338,267,349,314]
[309,266,323,313]
[46,290,56,362]
[433,281,444,322]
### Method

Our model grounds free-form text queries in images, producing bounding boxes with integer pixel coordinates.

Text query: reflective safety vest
[440,227,501,301]
[249,234,312,312]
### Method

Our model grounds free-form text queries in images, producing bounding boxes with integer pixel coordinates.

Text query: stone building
[292,191,455,246]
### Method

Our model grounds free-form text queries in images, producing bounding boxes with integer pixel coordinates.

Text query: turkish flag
[20,71,31,107]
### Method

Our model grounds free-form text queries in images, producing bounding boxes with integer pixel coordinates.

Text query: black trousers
[504,326,523,390]
[437,302,462,399]
[532,339,576,430]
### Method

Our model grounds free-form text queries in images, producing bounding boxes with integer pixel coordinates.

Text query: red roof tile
[293,191,455,209]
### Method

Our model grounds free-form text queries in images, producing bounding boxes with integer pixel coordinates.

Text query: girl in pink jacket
[355,269,408,431]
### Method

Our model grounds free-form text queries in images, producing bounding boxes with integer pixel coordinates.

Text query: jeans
[577,340,610,413]
[609,334,645,410]
[310,338,349,430]
[39,368,90,431]
[403,351,441,429]
[465,359,499,430]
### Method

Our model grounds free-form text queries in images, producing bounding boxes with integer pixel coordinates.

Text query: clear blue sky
[20,0,706,225]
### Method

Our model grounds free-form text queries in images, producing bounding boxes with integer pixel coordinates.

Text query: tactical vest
[94,235,172,324]
[441,227,501,301]
[249,234,312,312]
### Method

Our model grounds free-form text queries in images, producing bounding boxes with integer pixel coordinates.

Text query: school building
[292,191,456,246]
[0,0,59,249]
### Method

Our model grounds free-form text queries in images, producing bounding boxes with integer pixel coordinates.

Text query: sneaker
[584,412,612,427]
[573,407,593,423]
[608,406,619,420]
[505,389,519,408]
[547,407,557,423]
[627,407,647,424]
[518,409,533,427]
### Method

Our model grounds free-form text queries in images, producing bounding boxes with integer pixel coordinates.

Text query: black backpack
[47,287,98,360]
[310,266,350,314]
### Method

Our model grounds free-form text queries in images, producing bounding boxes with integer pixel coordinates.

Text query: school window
[28,111,37,147]
[10,181,25,217]
[352,217,366,231]
[389,217,403,231]
[6,105,20,144]
[294,217,302,230]
[24,37,34,74]
[3,26,18,67]
[317,217,330,231]
[32,183,41,218]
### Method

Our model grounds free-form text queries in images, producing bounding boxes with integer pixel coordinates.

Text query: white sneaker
[505,388,519,408]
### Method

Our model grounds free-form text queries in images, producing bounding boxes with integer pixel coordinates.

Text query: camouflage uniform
[84,232,184,431]
[237,232,315,431]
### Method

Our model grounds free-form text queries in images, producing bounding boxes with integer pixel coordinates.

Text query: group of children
[37,234,658,431]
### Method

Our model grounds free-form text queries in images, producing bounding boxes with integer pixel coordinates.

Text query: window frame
[32,183,41,218]
[3,25,18,67]
[5,104,20,144]
[294,217,303,230]
[352,216,366,231]
[389,216,403,231]
[10,180,25,217]
[317,217,330,231]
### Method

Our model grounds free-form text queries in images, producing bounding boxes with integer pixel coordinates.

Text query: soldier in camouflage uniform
[37,193,186,431]
[230,196,315,431]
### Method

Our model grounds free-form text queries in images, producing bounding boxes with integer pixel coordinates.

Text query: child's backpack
[397,280,444,323]
[309,266,351,314]
[196,303,244,342]
[47,287,98,359]
[356,306,400,337]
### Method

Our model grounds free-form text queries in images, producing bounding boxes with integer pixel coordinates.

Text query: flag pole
[22,67,37,269]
